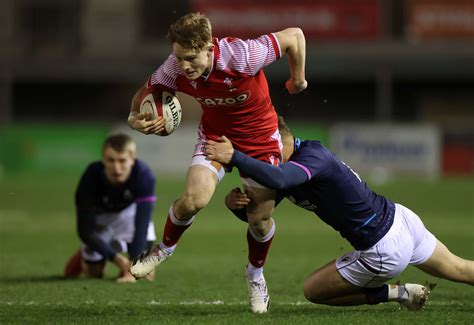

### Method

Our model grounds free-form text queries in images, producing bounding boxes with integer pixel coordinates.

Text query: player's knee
[303,279,326,304]
[178,192,209,215]
[303,274,335,304]
[248,217,272,238]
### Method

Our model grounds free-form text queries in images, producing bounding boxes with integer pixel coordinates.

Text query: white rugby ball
[140,86,182,136]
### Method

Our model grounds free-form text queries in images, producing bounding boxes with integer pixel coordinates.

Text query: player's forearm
[128,202,153,260]
[284,28,306,85]
[77,210,116,260]
[231,151,307,190]
[130,85,147,114]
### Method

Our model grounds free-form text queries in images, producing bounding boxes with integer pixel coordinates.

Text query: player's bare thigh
[303,260,361,303]
[174,164,220,219]
[416,239,474,285]
[242,183,276,236]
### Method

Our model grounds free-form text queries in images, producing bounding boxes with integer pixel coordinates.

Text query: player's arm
[127,83,165,135]
[75,169,118,260]
[128,168,156,260]
[231,151,308,190]
[128,201,154,260]
[274,28,307,94]
[76,209,117,259]
[206,136,308,190]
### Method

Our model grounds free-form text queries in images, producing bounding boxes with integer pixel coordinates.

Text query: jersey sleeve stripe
[135,196,157,203]
[217,35,279,76]
[269,33,282,59]
[289,161,312,180]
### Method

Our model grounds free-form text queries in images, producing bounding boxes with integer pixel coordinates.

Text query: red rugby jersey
[147,34,282,160]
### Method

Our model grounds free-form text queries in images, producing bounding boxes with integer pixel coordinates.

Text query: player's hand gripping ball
[139,86,182,136]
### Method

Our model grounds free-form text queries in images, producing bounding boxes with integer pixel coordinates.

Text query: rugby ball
[139,86,182,136]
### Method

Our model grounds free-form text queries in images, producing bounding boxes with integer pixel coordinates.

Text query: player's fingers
[218,135,229,143]
[136,113,147,120]
[147,123,164,134]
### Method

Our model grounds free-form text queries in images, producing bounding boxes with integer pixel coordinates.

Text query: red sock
[247,222,275,268]
[64,249,82,278]
[162,205,195,247]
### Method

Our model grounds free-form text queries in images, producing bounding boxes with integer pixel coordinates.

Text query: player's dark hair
[278,115,293,139]
[103,133,136,155]
[167,12,212,50]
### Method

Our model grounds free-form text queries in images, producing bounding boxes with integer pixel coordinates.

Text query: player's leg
[82,259,106,278]
[304,205,433,310]
[242,180,276,313]
[64,249,83,278]
[160,163,222,252]
[303,259,428,310]
[80,246,107,278]
[417,239,474,285]
[130,158,224,278]
[303,259,369,305]
[398,202,474,285]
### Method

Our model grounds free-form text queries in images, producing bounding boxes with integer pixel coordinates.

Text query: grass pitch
[0,172,473,324]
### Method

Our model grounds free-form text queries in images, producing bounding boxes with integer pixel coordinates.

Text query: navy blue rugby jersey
[75,159,156,213]
[231,140,394,250]
[75,159,156,260]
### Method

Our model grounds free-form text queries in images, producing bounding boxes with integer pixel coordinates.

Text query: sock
[246,263,264,282]
[161,204,195,252]
[392,284,409,302]
[247,219,275,279]
[364,285,389,305]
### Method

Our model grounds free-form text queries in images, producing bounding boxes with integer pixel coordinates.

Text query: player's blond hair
[167,12,212,50]
[103,133,136,156]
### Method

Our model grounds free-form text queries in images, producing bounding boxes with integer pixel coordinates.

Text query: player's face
[102,147,135,184]
[172,42,212,80]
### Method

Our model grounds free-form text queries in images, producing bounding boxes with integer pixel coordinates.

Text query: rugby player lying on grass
[64,134,156,283]
[205,116,474,310]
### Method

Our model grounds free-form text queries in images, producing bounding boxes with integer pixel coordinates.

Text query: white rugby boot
[245,267,270,313]
[129,245,170,279]
[399,283,430,311]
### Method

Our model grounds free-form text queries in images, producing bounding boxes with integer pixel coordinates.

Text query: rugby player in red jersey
[127,12,307,313]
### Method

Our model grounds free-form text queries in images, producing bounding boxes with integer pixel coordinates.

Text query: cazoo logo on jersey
[196,91,250,107]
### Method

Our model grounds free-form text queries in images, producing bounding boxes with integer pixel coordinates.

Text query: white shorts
[336,203,437,288]
[190,125,280,188]
[191,127,226,182]
[81,203,157,262]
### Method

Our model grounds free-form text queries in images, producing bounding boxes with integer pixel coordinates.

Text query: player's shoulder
[292,140,333,164]
[132,159,155,180]
[129,159,155,194]
[298,140,327,155]
[149,54,184,86]
[217,34,272,49]
[82,161,104,177]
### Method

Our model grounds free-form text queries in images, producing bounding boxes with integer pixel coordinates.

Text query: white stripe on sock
[248,219,275,243]
[168,204,195,226]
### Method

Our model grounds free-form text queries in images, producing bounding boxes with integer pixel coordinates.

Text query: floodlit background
[0,1,473,323]
[0,0,473,178]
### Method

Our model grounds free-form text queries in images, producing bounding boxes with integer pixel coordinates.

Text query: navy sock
[364,285,389,305]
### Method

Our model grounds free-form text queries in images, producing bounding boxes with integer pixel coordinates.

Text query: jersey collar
[294,137,301,151]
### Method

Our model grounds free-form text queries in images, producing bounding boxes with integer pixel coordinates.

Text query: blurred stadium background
[0,0,473,323]
[0,0,473,179]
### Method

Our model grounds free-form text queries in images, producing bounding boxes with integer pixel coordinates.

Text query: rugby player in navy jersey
[64,134,157,283]
[205,116,473,310]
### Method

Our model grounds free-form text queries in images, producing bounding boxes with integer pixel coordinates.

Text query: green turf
[0,172,473,324]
